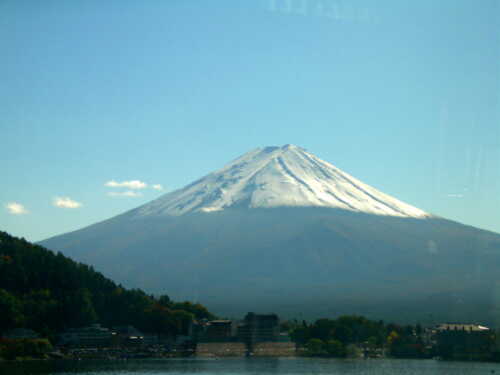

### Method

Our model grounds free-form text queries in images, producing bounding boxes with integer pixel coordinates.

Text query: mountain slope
[40,146,500,324]
[0,231,214,336]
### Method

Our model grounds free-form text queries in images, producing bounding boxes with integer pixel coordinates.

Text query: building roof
[436,323,489,332]
[113,325,144,337]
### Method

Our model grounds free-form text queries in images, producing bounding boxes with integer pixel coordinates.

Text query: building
[435,322,492,360]
[203,320,236,341]
[237,313,280,344]
[59,324,115,348]
[194,313,291,356]
[435,323,490,332]
[113,325,144,347]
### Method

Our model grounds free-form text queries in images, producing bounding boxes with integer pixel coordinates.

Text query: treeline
[287,315,430,358]
[0,231,215,341]
[0,338,52,360]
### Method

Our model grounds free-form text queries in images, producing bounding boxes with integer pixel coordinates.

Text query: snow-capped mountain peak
[134,145,430,218]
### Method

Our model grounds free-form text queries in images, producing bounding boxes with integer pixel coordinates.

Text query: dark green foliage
[386,325,426,358]
[157,294,172,307]
[303,338,346,357]
[170,301,215,320]
[305,338,325,356]
[279,320,294,333]
[0,289,24,332]
[0,338,52,360]
[325,339,345,357]
[294,315,386,347]
[287,320,311,346]
[290,315,430,359]
[22,289,58,337]
[140,304,194,337]
[64,288,98,327]
[0,231,214,342]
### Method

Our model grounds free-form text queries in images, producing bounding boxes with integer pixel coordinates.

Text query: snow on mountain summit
[134,145,430,218]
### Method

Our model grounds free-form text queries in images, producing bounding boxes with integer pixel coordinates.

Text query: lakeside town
[2,312,500,362]
[2,232,500,364]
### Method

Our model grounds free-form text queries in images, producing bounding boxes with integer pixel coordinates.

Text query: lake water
[2,358,500,375]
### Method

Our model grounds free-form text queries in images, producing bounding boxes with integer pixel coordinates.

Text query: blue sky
[1,0,499,241]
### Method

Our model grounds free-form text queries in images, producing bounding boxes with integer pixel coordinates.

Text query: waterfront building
[113,325,144,347]
[203,320,236,341]
[435,323,489,332]
[435,322,493,360]
[59,324,115,347]
[237,313,280,343]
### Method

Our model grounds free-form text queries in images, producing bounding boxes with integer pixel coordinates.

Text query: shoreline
[2,355,500,365]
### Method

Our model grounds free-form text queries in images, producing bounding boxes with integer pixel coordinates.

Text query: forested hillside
[0,231,214,339]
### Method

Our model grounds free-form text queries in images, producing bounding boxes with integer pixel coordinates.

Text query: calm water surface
[2,358,500,375]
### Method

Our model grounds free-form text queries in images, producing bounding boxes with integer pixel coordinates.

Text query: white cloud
[105,180,147,189]
[53,197,82,209]
[152,184,164,191]
[107,191,142,198]
[6,202,28,215]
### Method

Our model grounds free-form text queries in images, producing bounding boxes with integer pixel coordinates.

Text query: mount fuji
[41,145,500,323]
[131,144,429,218]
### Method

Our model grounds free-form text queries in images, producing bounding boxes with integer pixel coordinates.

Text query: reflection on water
[2,358,500,375]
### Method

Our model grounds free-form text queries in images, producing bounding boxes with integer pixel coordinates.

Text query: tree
[0,231,216,339]
[23,289,58,333]
[333,323,353,344]
[387,330,399,346]
[172,310,195,335]
[171,301,215,320]
[367,336,378,349]
[345,343,362,358]
[305,338,325,356]
[143,304,176,336]
[290,326,310,347]
[325,339,345,357]
[310,319,336,342]
[0,289,24,333]
[65,288,97,327]
[416,323,422,336]
[158,295,172,308]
